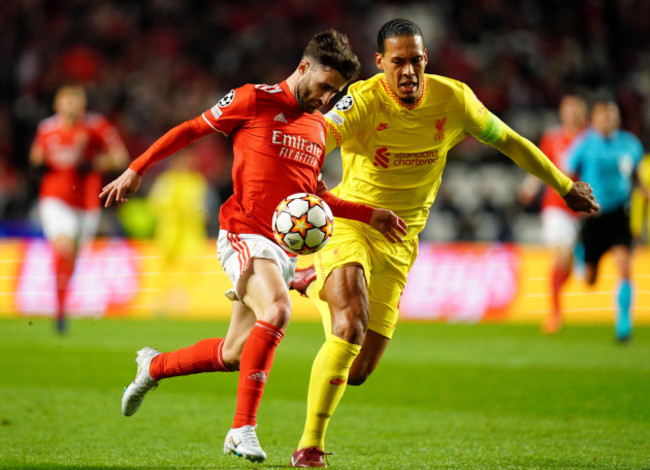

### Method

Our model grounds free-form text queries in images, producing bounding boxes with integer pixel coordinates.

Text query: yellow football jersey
[325,73,543,239]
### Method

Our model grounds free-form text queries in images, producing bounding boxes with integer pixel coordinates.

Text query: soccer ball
[272,193,334,255]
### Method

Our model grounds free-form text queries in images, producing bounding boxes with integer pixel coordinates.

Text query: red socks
[232,321,284,428]
[146,321,285,429]
[150,338,230,380]
[550,263,571,316]
[53,249,75,321]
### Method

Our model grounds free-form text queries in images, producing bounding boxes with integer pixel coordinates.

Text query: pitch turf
[0,317,648,469]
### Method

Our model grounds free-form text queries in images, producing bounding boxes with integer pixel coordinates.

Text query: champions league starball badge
[218,90,235,107]
[334,95,354,111]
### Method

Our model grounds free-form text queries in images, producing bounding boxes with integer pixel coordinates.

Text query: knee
[585,274,597,286]
[347,372,368,386]
[261,298,292,330]
[347,358,375,386]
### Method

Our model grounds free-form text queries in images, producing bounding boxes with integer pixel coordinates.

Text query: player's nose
[321,91,335,105]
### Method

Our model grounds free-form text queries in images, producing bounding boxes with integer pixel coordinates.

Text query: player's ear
[298,59,310,76]
[423,48,428,67]
[375,52,384,70]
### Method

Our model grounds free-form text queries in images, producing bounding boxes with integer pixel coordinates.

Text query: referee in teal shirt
[567,100,645,342]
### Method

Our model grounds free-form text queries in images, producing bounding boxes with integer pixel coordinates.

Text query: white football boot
[223,425,267,463]
[121,347,160,416]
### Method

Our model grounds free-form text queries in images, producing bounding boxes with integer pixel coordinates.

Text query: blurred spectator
[147,149,208,314]
[1,0,649,242]
[630,153,650,245]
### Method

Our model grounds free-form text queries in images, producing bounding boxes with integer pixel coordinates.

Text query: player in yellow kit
[289,19,600,468]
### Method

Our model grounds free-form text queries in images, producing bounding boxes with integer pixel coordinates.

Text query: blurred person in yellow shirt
[630,153,650,245]
[147,149,208,313]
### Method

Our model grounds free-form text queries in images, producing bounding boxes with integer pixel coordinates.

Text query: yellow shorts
[311,218,418,339]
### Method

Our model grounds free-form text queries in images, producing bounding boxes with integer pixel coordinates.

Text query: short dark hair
[303,29,361,82]
[377,18,423,54]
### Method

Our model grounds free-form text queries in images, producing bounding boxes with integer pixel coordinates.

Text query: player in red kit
[101,30,407,463]
[30,85,128,333]
[519,95,588,334]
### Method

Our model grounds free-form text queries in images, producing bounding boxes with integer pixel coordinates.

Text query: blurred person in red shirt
[519,94,588,334]
[30,85,128,333]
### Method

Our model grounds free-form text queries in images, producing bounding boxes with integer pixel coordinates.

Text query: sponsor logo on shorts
[376,122,389,131]
[329,377,346,385]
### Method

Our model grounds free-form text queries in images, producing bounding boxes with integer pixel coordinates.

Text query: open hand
[369,208,408,243]
[99,168,142,207]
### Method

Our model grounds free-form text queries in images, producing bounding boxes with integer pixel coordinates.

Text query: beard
[399,95,417,104]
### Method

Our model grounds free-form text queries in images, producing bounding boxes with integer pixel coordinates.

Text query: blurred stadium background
[0,0,648,323]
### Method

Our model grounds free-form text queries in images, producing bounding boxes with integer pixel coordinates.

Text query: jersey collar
[280,80,300,110]
[380,75,429,110]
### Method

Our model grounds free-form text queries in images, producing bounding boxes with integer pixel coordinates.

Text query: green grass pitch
[0,317,648,469]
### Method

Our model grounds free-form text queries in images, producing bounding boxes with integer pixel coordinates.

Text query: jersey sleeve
[200,85,256,136]
[129,85,256,175]
[460,84,493,141]
[129,116,215,174]
[461,83,573,196]
[323,86,370,154]
[538,132,553,162]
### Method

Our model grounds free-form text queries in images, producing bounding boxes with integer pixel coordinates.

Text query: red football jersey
[539,125,583,212]
[201,81,327,240]
[32,112,121,209]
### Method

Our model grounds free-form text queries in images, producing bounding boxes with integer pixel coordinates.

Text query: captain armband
[476,112,504,144]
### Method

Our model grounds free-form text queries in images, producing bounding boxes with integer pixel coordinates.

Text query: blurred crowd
[1,0,648,241]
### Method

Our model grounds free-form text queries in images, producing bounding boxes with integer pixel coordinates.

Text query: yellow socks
[298,335,361,450]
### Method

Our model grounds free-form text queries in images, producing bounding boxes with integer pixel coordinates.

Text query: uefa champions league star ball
[272,193,334,255]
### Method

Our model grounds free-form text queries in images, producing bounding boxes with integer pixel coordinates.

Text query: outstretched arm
[479,114,599,214]
[99,116,214,207]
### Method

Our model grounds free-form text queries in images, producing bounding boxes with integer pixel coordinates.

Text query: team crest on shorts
[218,90,235,107]
[334,95,354,111]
